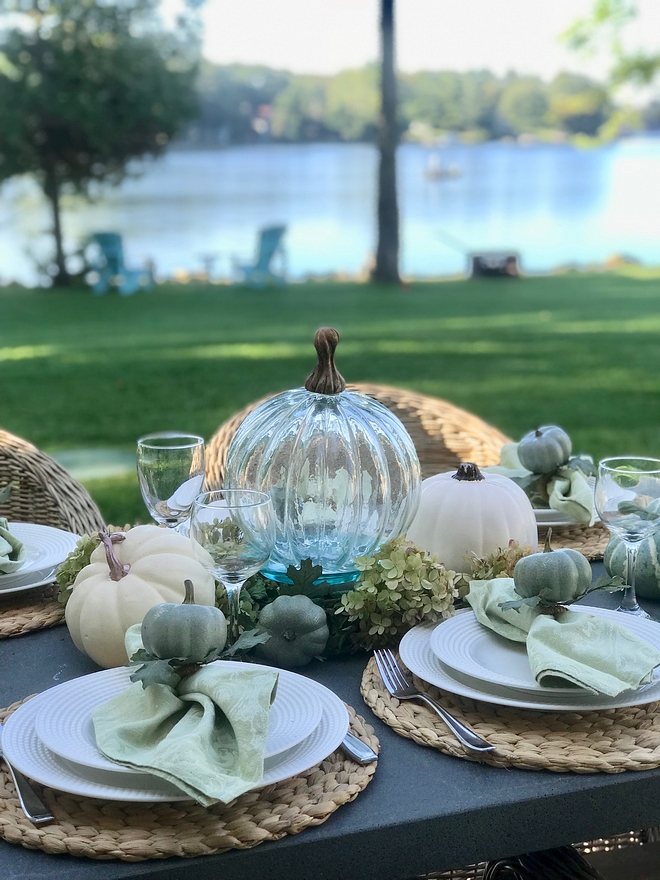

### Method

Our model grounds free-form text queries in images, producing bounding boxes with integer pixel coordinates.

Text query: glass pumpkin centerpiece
[225,328,421,582]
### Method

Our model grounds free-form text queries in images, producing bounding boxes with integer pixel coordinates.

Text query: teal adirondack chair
[233,226,287,288]
[88,233,153,296]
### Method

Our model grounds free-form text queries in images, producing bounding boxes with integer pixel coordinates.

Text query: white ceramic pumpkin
[406,462,538,573]
[65,526,216,669]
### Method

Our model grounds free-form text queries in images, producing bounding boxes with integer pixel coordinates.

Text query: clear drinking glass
[595,457,660,618]
[190,490,276,642]
[137,432,205,529]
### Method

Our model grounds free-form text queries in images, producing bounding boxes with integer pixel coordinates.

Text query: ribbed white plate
[428,606,660,696]
[0,523,79,594]
[400,615,660,712]
[3,676,348,802]
[34,663,323,774]
[534,509,578,527]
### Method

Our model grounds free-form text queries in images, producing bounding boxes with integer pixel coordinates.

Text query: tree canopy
[0,0,200,284]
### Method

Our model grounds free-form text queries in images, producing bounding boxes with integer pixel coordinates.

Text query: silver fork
[0,723,54,825]
[374,648,494,754]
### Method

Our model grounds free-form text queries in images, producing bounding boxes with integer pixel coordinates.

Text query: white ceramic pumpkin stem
[304,327,346,395]
[98,532,130,582]
[451,462,485,482]
[183,579,195,605]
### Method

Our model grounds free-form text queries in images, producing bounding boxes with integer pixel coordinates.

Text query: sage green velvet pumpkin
[517,426,572,474]
[513,533,591,604]
[142,580,228,662]
[257,595,329,668]
[604,532,660,599]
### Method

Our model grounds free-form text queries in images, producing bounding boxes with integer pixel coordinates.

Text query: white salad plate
[3,674,349,802]
[33,663,324,774]
[0,523,79,594]
[428,606,660,696]
[399,614,660,712]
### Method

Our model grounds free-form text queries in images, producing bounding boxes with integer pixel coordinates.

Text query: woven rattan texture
[0,428,105,641]
[361,655,660,774]
[0,698,378,862]
[536,522,610,561]
[205,383,512,488]
[0,429,105,536]
[0,583,63,638]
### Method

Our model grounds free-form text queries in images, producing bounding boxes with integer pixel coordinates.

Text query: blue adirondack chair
[88,233,154,296]
[233,226,287,288]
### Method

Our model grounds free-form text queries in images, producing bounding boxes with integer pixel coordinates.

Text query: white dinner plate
[534,509,578,527]
[34,662,324,774]
[399,618,660,712]
[428,606,660,696]
[3,676,349,802]
[0,523,79,594]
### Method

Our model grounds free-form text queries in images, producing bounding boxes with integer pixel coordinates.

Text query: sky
[196,0,660,81]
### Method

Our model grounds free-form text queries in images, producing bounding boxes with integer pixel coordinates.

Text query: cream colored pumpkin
[406,462,537,573]
[65,526,215,669]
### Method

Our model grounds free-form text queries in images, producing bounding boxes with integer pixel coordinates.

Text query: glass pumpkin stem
[619,541,649,617]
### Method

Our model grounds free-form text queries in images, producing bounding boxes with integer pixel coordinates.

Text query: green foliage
[563,0,660,87]
[547,73,611,136]
[56,525,131,604]
[338,536,458,651]
[464,540,534,585]
[497,77,549,135]
[0,0,200,280]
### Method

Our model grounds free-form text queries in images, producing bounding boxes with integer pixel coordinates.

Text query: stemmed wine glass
[137,432,205,530]
[189,490,276,643]
[595,457,660,618]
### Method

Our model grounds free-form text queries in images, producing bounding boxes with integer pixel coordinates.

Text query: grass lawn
[2,271,660,525]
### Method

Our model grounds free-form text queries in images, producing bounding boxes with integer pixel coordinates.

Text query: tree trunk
[372,0,400,284]
[43,167,70,286]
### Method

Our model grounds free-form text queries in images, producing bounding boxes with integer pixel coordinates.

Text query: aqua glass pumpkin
[225,329,421,581]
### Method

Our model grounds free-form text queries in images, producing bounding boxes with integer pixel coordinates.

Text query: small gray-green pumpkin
[142,579,228,662]
[513,532,591,604]
[517,426,572,475]
[605,531,660,599]
[257,595,329,668]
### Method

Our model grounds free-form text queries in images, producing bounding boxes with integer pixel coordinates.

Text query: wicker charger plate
[0,697,378,862]
[361,655,660,774]
[0,582,64,640]
[537,521,610,561]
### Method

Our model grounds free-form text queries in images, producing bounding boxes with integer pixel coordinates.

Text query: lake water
[2,138,660,285]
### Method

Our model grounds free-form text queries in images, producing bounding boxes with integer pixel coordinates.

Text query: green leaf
[219,628,270,658]
[511,473,552,508]
[0,484,11,504]
[280,558,324,597]
[499,596,541,611]
[129,659,181,690]
[566,454,597,477]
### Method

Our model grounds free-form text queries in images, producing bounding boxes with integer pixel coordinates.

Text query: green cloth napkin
[0,518,26,575]
[92,625,279,806]
[466,579,660,696]
[484,443,594,525]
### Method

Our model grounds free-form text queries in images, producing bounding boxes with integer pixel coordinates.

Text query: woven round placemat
[0,582,64,640]
[361,655,660,774]
[537,522,609,561]
[0,697,378,861]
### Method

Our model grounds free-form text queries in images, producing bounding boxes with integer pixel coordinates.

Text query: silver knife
[0,723,54,825]
[340,732,378,764]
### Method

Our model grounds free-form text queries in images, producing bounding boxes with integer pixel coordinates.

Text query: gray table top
[2,573,660,880]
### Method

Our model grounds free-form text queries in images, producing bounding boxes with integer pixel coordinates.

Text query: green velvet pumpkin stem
[452,462,485,482]
[543,528,553,553]
[304,327,346,395]
[98,531,130,582]
[183,579,195,605]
